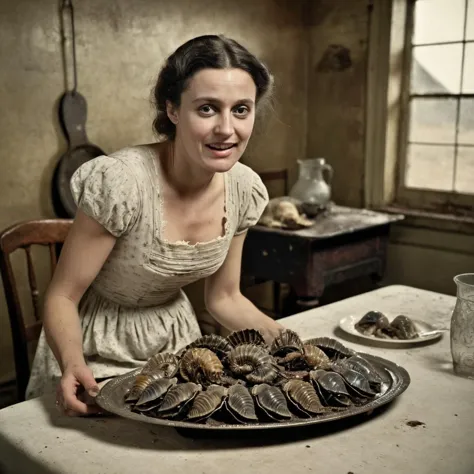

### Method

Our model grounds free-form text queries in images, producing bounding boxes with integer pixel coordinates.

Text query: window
[397,0,474,213]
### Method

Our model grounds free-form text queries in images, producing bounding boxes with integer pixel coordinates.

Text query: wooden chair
[258,169,289,196]
[0,219,73,401]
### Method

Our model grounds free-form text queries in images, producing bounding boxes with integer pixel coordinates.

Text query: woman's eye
[234,106,249,117]
[199,105,215,115]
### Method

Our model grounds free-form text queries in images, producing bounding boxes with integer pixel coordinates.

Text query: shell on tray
[245,363,280,384]
[270,329,304,356]
[302,344,331,369]
[251,383,292,420]
[227,328,267,348]
[341,355,384,391]
[331,363,376,400]
[134,377,178,411]
[156,381,202,417]
[183,334,232,359]
[304,336,355,360]
[186,385,228,422]
[282,379,326,416]
[179,347,224,386]
[310,370,352,407]
[227,344,274,376]
[140,352,179,378]
[125,373,160,403]
[226,384,258,423]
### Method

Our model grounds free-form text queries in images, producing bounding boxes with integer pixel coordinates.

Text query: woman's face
[167,68,257,174]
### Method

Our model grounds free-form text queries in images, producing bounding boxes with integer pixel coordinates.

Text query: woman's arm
[204,232,284,343]
[43,210,116,413]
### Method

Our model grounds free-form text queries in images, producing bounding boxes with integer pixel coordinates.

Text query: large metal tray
[96,353,410,431]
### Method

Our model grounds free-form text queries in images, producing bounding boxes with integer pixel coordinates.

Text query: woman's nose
[214,113,233,136]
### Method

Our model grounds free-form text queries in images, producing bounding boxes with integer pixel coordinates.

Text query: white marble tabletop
[0,285,472,474]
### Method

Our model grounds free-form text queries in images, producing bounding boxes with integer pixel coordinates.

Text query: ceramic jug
[289,158,333,215]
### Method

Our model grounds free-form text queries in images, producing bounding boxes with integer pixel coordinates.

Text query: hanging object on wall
[52,0,105,218]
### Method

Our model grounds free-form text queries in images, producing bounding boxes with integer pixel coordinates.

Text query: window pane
[411,45,462,94]
[405,144,454,191]
[409,98,457,143]
[466,0,474,40]
[462,43,474,92]
[413,0,465,45]
[459,99,474,144]
[455,147,474,193]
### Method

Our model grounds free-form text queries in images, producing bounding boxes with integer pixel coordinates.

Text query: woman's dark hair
[152,35,273,140]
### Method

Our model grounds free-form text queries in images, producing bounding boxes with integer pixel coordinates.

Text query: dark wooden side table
[241,206,404,316]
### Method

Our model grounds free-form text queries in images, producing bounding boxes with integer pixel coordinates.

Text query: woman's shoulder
[229,162,269,235]
[229,161,261,183]
[69,146,154,237]
[107,144,155,175]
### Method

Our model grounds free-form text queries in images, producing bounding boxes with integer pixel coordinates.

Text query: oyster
[227,344,274,375]
[304,337,355,360]
[275,351,304,368]
[226,384,258,423]
[251,383,292,420]
[341,356,384,391]
[183,334,232,359]
[310,370,351,407]
[302,344,332,369]
[390,315,419,339]
[156,382,202,418]
[282,379,326,416]
[125,373,160,403]
[270,329,304,357]
[140,352,179,378]
[280,370,310,381]
[187,385,228,422]
[331,365,376,399]
[275,344,330,371]
[355,311,389,336]
[246,363,280,384]
[134,377,177,411]
[227,329,267,348]
[179,347,224,386]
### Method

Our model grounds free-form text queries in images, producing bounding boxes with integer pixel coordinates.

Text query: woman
[26,34,284,416]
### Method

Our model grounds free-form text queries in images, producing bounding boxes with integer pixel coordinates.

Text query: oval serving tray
[96,352,410,431]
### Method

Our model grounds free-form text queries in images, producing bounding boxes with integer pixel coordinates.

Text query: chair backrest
[258,169,289,196]
[0,219,73,401]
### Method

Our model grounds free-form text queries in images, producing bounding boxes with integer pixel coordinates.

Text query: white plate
[338,315,445,346]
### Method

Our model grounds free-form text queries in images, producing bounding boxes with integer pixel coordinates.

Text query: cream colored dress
[25,145,268,399]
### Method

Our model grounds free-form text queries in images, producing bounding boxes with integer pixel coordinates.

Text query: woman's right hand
[56,363,102,416]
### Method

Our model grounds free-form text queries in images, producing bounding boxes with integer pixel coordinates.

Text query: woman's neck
[158,141,215,197]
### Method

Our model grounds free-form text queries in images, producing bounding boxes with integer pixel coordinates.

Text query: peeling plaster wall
[306,0,369,207]
[0,0,309,382]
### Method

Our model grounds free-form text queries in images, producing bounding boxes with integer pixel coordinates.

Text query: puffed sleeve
[70,156,141,237]
[235,170,269,235]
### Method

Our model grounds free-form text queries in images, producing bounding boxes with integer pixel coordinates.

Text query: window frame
[365,0,474,221]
